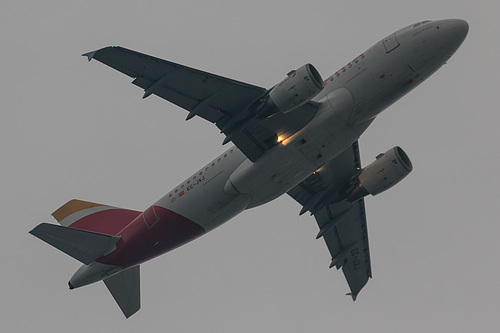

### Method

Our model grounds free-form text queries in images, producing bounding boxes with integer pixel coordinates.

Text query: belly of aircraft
[228,101,362,208]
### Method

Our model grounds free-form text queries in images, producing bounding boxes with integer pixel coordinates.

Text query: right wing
[288,141,372,299]
[84,46,318,161]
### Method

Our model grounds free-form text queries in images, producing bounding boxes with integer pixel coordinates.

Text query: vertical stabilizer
[104,266,141,318]
[52,199,141,235]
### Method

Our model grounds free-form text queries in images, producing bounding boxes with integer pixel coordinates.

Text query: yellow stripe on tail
[52,199,106,223]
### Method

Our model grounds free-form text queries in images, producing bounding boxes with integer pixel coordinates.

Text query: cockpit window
[414,21,431,29]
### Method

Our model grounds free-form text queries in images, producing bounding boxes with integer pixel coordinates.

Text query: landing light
[315,166,325,174]
[277,136,285,143]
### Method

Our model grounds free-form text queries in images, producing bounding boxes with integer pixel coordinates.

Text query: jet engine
[257,64,324,118]
[344,147,413,202]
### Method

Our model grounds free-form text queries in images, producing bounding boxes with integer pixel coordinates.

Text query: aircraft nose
[438,19,469,50]
[403,19,468,78]
[449,19,469,44]
[427,19,469,60]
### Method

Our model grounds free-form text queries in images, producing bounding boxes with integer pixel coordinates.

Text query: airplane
[30,19,468,318]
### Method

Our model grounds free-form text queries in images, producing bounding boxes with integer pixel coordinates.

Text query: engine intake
[344,146,413,202]
[257,64,323,118]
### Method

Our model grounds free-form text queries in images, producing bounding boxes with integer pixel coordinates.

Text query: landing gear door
[383,33,400,53]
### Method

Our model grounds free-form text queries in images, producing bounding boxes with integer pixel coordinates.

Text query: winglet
[82,50,97,62]
[346,292,357,301]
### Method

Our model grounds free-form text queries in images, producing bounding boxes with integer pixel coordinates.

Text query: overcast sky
[2,0,499,331]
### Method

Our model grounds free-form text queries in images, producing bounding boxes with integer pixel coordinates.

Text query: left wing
[288,141,372,299]
[84,46,318,161]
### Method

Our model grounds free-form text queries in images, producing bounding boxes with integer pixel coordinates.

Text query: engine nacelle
[345,147,413,202]
[257,64,323,118]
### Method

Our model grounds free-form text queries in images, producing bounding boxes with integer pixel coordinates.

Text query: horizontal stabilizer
[29,223,121,265]
[104,266,141,318]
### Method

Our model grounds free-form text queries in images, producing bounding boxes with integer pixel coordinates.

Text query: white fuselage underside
[154,20,465,232]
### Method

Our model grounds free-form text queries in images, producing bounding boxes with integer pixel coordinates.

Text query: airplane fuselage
[69,19,468,288]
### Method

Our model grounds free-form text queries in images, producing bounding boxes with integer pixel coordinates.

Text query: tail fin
[32,200,143,317]
[52,199,141,235]
[29,223,121,265]
[104,266,141,318]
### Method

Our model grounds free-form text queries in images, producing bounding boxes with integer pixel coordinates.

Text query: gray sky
[2,0,499,331]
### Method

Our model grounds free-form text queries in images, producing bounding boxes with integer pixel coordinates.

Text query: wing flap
[132,77,231,123]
